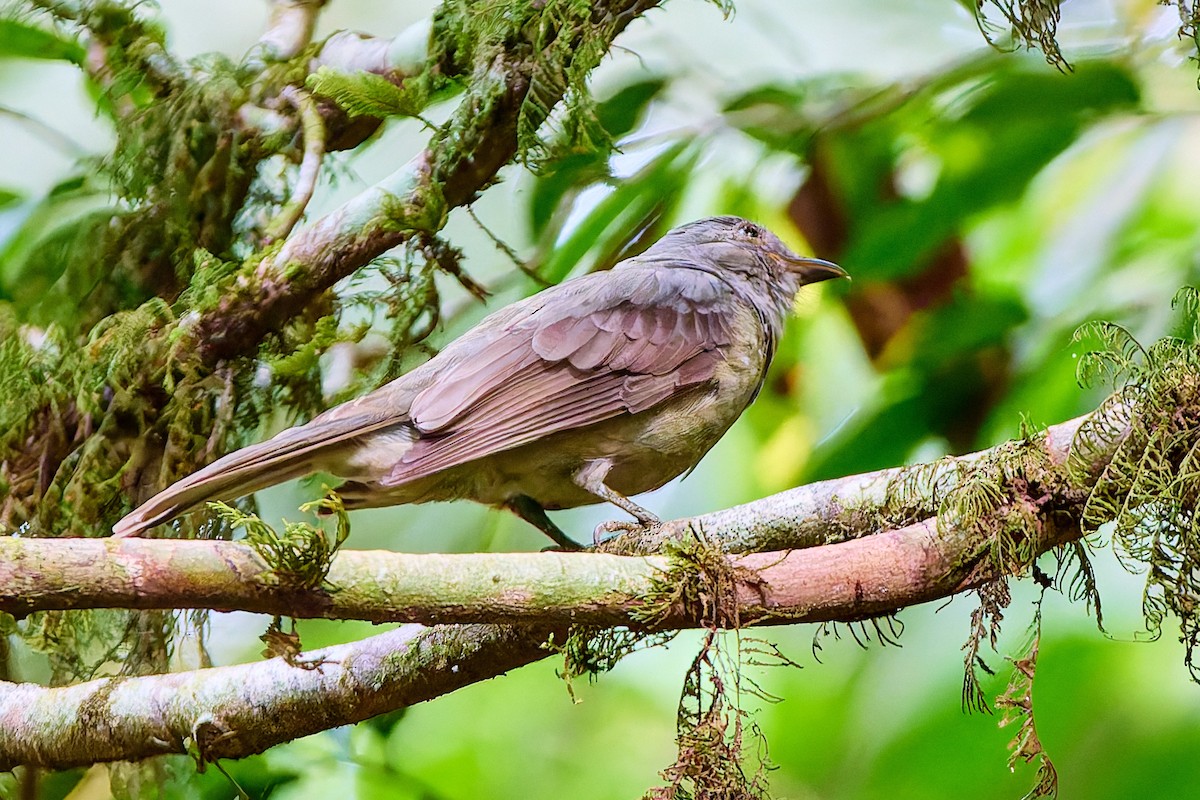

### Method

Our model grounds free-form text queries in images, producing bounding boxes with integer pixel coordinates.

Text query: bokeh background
[4,0,1200,797]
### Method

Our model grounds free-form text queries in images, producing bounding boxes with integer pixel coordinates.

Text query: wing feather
[411,337,536,432]
[383,266,739,487]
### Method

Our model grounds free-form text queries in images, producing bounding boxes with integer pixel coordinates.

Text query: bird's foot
[592,518,659,546]
[505,495,584,551]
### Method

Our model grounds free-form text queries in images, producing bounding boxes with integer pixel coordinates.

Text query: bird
[112,216,846,547]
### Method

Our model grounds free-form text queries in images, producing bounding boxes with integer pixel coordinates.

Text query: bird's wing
[383,265,738,486]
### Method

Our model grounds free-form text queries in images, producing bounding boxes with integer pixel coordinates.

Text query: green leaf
[537,141,695,283]
[0,175,116,324]
[0,188,21,210]
[723,83,819,155]
[305,66,428,118]
[529,78,667,238]
[840,61,1139,280]
[0,19,84,63]
[909,291,1027,370]
[595,78,667,140]
[529,152,609,240]
[804,292,1027,480]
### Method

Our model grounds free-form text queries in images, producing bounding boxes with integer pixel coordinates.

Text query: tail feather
[111,412,400,537]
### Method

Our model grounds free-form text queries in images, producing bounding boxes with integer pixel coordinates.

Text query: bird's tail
[111,412,396,538]
[111,439,316,538]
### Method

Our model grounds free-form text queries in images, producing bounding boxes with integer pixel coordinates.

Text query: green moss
[1068,288,1200,678]
[209,495,349,591]
[374,184,449,234]
[306,67,435,119]
[556,528,778,798]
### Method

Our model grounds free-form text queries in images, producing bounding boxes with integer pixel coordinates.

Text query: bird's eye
[738,222,761,239]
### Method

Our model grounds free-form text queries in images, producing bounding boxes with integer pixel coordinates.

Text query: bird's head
[659,215,845,286]
[633,216,847,323]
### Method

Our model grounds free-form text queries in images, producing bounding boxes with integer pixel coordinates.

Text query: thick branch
[0,623,555,771]
[0,512,1078,770]
[0,412,1104,767]
[605,410,1089,555]
[0,513,1080,628]
[0,416,1092,623]
[192,0,662,366]
[0,545,658,625]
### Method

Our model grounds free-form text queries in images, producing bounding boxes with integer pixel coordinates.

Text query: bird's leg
[574,460,661,545]
[505,494,581,551]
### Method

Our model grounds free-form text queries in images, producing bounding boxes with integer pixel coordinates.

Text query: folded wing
[384,265,737,486]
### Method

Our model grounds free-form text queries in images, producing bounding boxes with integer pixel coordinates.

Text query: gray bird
[112,216,846,546]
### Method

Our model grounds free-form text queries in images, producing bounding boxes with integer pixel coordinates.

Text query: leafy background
[3,0,1200,797]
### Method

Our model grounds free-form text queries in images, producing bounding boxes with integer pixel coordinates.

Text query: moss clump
[995,602,1058,800]
[557,529,779,799]
[649,631,771,800]
[634,526,753,629]
[209,493,350,591]
[1070,288,1200,677]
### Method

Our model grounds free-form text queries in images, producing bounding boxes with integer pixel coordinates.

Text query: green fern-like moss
[306,66,434,119]
[1068,288,1200,677]
[208,493,349,590]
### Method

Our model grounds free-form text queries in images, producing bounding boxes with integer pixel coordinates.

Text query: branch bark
[262,86,326,244]
[0,515,1076,628]
[0,411,1111,769]
[257,0,326,61]
[0,623,555,771]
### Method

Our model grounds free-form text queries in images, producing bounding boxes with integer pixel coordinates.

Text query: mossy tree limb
[604,409,1091,556]
[0,509,1081,770]
[0,410,1111,769]
[189,0,667,367]
[0,622,556,771]
[0,509,1082,629]
[0,412,1096,623]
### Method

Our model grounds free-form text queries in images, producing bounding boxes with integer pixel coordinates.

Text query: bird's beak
[773,252,848,285]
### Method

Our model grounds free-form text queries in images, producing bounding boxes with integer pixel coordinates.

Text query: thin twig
[466,205,552,286]
[263,86,326,245]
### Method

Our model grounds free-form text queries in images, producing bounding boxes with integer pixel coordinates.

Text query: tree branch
[0,623,555,771]
[257,0,326,61]
[191,0,664,367]
[313,25,430,80]
[262,86,326,244]
[0,514,1082,628]
[0,410,1114,769]
[604,409,1090,556]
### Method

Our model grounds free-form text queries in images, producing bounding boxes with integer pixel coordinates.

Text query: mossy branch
[0,411,1109,769]
[189,0,666,367]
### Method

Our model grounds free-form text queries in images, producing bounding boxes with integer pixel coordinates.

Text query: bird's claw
[592,518,658,546]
